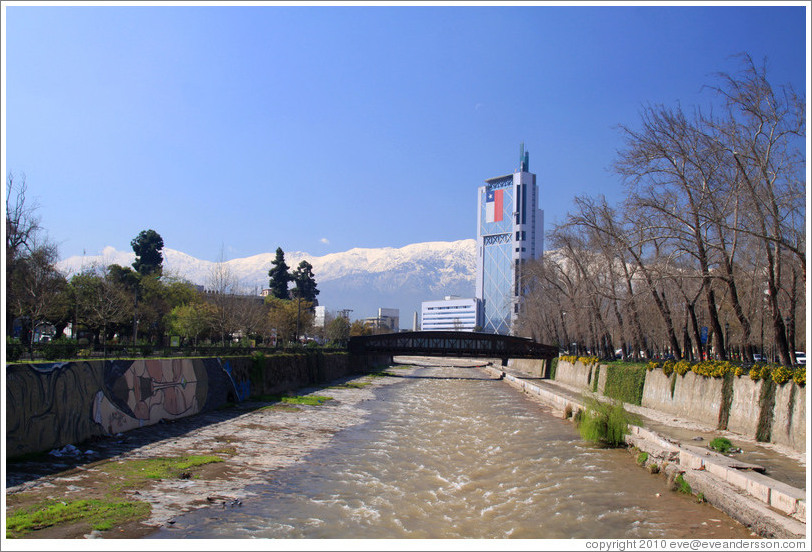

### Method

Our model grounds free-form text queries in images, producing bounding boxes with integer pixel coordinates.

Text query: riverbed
[149,360,755,540]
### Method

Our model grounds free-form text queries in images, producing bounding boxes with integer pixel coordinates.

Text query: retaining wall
[5,352,390,459]
[554,360,806,453]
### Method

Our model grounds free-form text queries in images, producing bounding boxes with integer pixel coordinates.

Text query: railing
[5,342,347,363]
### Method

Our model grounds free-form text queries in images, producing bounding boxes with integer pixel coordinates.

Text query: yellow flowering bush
[792,368,805,387]
[675,360,694,376]
[771,365,793,385]
[579,356,600,367]
[646,361,659,372]
[661,361,674,377]
[691,360,734,378]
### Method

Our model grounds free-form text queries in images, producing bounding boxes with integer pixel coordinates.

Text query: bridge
[348,331,559,370]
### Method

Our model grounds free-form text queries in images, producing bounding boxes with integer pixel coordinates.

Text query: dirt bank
[5,368,410,539]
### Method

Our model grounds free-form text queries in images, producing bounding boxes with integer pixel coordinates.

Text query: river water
[150,363,755,539]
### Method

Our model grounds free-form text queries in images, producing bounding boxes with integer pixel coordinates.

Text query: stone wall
[642,370,725,425]
[6,352,388,459]
[554,360,806,453]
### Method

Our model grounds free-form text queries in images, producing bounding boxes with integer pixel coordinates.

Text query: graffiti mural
[6,352,351,459]
[92,359,209,435]
[6,358,241,458]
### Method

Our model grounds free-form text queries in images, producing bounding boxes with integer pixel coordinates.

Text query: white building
[364,308,400,332]
[314,305,327,328]
[475,144,544,334]
[421,296,482,332]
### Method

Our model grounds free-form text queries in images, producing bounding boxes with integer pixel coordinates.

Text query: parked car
[795,352,805,366]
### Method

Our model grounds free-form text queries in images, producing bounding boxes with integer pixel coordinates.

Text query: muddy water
[150,364,755,539]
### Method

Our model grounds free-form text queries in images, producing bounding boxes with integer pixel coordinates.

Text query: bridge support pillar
[501,358,509,367]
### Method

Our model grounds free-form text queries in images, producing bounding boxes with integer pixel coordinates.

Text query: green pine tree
[268,247,291,299]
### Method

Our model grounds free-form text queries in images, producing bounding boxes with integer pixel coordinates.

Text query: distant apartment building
[421,296,482,332]
[363,308,400,333]
[475,144,544,335]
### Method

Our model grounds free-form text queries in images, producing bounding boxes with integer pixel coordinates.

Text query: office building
[363,308,400,333]
[421,296,482,332]
[475,144,544,334]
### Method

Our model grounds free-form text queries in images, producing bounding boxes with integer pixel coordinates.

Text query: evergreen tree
[291,260,320,306]
[268,247,291,299]
[131,229,164,276]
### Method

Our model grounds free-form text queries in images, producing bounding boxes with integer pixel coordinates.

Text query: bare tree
[205,258,242,346]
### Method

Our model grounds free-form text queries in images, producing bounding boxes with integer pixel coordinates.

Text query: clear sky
[3,1,808,263]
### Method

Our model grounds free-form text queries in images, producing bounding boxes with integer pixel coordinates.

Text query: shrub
[692,360,733,378]
[792,368,805,387]
[674,360,692,376]
[709,437,734,453]
[662,360,675,377]
[576,397,634,448]
[6,341,24,362]
[636,451,649,465]
[674,474,692,495]
[771,365,793,385]
[41,340,78,361]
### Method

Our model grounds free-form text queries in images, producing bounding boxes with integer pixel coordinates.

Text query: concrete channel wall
[549,359,806,453]
[5,352,391,459]
[489,362,806,538]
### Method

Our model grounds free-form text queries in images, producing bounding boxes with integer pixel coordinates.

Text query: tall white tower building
[475,144,544,334]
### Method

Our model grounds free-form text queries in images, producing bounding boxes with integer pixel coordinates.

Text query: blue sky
[3,2,808,263]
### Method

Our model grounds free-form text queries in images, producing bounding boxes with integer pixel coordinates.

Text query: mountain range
[57,240,478,324]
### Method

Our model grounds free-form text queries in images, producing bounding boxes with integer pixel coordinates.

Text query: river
[149,361,755,539]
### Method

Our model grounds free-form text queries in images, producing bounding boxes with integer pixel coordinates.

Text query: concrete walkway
[491,363,807,539]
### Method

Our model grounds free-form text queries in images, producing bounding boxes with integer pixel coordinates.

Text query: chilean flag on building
[485,189,503,223]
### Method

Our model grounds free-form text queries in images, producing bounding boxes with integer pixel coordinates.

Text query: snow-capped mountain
[57,240,477,323]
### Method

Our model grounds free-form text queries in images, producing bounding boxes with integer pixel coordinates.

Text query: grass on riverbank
[6,498,151,538]
[253,393,334,407]
[99,455,224,490]
[5,454,225,538]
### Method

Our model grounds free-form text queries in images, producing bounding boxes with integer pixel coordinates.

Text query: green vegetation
[100,455,223,489]
[331,380,371,389]
[756,377,776,443]
[709,437,734,454]
[6,453,224,537]
[591,364,601,393]
[575,397,635,447]
[6,498,150,538]
[549,357,558,380]
[674,474,692,495]
[603,363,646,405]
[636,451,649,465]
[718,371,735,430]
[252,393,333,406]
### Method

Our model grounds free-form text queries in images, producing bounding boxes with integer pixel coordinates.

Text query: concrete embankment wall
[488,364,806,538]
[5,352,391,459]
[548,359,806,453]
